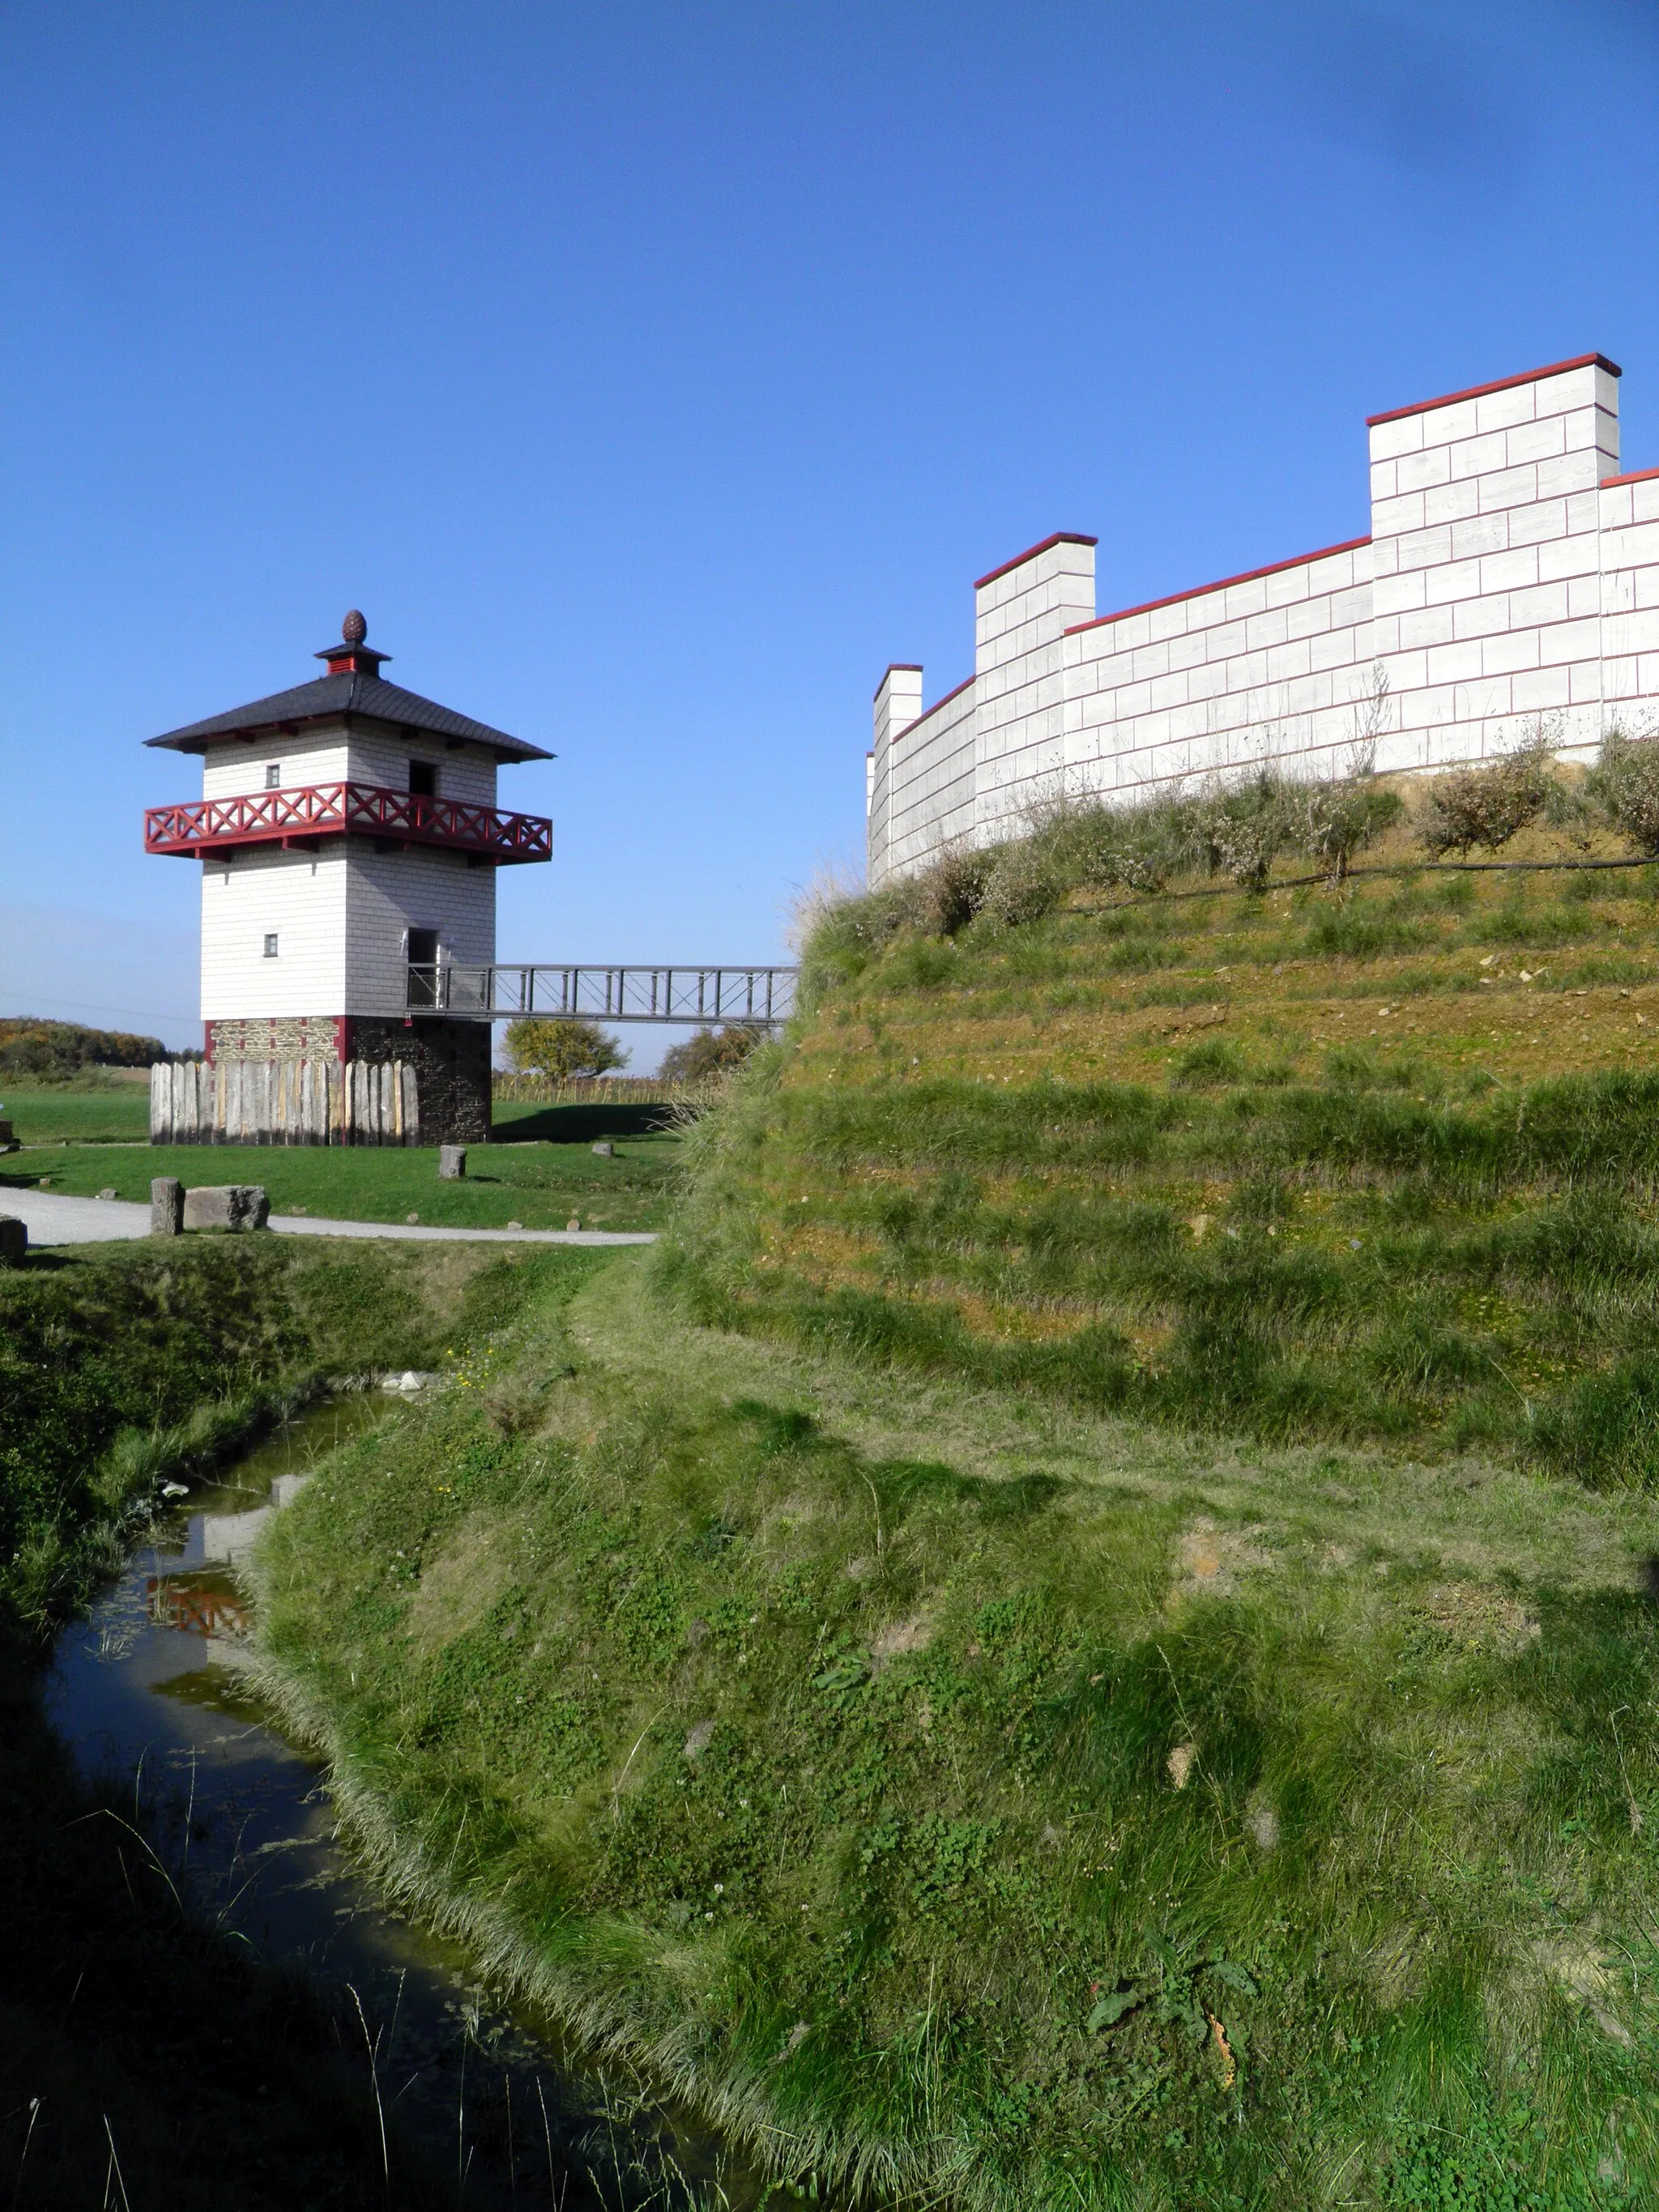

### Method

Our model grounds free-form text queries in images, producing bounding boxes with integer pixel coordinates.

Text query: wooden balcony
[143,782,552,866]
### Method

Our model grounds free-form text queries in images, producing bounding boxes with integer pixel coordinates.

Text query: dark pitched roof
[143,671,552,763]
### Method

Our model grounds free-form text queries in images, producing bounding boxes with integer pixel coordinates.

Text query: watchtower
[142,612,552,1143]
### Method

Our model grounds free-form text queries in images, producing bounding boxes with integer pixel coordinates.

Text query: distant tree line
[0,1019,194,1081]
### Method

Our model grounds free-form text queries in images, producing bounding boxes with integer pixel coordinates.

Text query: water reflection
[44,1400,791,2210]
[146,1571,248,1638]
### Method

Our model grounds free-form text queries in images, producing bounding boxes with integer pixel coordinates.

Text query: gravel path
[0,1189,656,1249]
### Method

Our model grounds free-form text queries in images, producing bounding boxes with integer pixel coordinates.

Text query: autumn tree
[503,1016,629,1079]
[657,1026,761,1081]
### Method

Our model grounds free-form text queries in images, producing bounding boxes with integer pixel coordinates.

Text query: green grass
[38,791,1659,2206]
[667,1058,1659,1481]
[1,1076,151,1144]
[254,1251,1659,2210]
[2,1129,683,1230]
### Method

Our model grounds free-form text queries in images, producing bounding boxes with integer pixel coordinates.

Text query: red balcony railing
[143,782,553,866]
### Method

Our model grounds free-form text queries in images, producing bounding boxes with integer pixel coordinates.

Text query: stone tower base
[349,1017,493,1145]
[205,1015,493,1145]
[207,1014,347,1065]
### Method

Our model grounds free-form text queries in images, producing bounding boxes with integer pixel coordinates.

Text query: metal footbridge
[408,962,797,1028]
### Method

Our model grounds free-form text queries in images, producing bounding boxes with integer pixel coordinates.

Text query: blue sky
[2,1,1656,1063]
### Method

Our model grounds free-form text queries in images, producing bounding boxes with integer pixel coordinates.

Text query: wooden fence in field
[150,1059,420,1145]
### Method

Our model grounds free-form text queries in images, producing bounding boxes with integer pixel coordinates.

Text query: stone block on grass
[0,1216,26,1266]
[151,1177,185,1236]
[438,1144,467,1180]
[182,1184,271,1233]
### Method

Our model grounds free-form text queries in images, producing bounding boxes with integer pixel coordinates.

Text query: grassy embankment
[249,781,1659,2209]
[0,1234,594,2206]
[1,1080,682,1231]
[679,812,1659,1481]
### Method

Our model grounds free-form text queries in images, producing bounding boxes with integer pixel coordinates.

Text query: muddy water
[44,1399,783,2210]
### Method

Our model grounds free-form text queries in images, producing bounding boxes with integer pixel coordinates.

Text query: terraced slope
[251,790,1659,2210]
[672,818,1659,1485]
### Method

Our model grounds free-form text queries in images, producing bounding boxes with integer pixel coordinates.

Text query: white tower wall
[200,848,350,1022]
[197,718,504,1024]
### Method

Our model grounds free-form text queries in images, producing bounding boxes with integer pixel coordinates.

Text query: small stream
[44,1398,788,2210]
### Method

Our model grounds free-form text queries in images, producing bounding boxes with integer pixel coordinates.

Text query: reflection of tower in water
[143,1471,322,1647]
[145,1573,249,1639]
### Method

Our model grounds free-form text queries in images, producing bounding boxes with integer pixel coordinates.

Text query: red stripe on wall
[1367,353,1620,429]
[973,532,1098,591]
[893,672,975,744]
[1064,537,1371,638]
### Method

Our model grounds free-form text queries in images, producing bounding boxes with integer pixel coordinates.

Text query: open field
[1,1077,152,1144]
[2,1126,684,1231]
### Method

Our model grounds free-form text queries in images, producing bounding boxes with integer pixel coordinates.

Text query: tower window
[409,761,437,797]
[263,933,279,958]
[265,763,281,789]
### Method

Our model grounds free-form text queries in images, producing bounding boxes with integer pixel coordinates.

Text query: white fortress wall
[866,664,919,885]
[1052,535,1375,829]
[1597,465,1659,722]
[973,535,1097,844]
[873,667,978,880]
[868,354,1659,888]
[1367,355,1619,769]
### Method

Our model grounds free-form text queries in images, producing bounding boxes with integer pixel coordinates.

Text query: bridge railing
[406,963,797,1026]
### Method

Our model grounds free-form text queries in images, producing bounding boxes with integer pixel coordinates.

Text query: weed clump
[1416,730,1554,856]
[1298,775,1403,882]
[1196,771,1295,891]
[977,836,1067,929]
[908,842,995,935]
[1186,768,1400,891]
[1590,727,1659,855]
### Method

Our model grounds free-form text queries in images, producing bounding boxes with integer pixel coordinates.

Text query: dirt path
[2,1188,655,1248]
